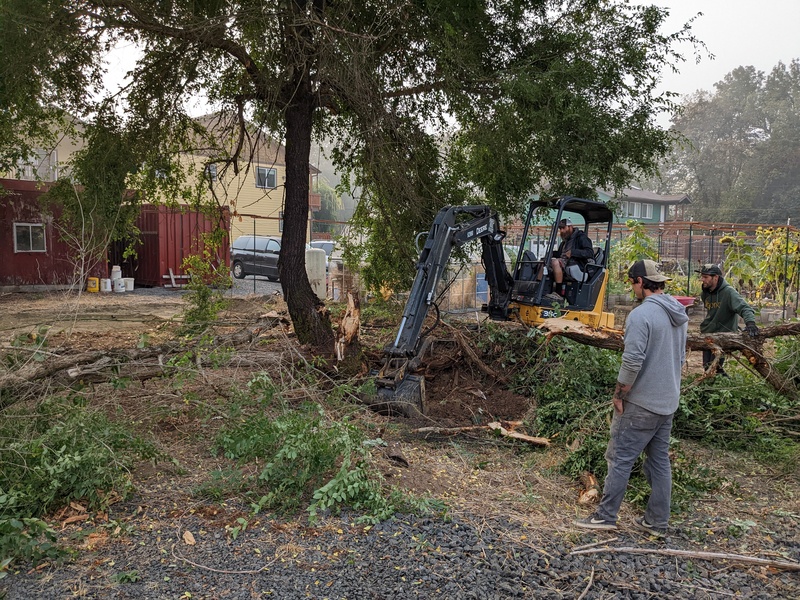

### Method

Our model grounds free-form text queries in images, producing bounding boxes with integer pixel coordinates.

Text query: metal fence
[254,215,800,319]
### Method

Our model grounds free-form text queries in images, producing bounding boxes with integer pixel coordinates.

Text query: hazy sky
[657,1,800,98]
[104,1,800,123]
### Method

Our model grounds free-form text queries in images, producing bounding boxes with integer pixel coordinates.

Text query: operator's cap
[558,218,573,228]
[695,263,723,276]
[628,259,671,283]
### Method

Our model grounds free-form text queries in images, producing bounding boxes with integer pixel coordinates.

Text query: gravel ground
[5,502,799,600]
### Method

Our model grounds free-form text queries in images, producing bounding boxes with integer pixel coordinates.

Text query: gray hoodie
[618,294,689,415]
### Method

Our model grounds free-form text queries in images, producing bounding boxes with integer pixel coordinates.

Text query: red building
[0,178,230,290]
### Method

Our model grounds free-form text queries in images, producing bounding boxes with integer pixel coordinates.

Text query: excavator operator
[546,218,595,301]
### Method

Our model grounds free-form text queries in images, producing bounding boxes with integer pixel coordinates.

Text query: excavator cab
[375,197,615,416]
[508,196,615,329]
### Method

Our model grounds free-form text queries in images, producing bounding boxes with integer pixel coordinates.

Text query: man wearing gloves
[575,260,688,537]
[696,263,759,376]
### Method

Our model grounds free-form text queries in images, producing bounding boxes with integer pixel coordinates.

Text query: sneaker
[574,514,617,530]
[634,517,666,537]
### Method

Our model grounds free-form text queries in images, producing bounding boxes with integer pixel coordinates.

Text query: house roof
[191,113,319,175]
[192,112,286,166]
[607,188,691,205]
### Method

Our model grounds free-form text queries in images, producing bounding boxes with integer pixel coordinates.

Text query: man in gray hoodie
[575,260,688,537]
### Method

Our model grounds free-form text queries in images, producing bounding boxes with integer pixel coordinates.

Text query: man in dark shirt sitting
[546,218,595,299]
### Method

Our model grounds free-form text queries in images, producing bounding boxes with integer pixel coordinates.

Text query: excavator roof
[532,196,613,225]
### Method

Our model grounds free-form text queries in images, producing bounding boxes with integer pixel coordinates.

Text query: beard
[701,282,715,293]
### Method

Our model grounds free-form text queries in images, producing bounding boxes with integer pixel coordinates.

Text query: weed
[191,468,249,501]
[112,570,141,583]
[226,517,249,540]
[179,249,230,335]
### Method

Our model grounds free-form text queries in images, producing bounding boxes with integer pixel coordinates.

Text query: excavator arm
[376,205,514,415]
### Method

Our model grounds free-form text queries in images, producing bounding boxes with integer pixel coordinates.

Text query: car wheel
[232,261,246,279]
[267,275,279,282]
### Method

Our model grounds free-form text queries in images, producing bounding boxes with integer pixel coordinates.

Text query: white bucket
[123,277,135,292]
[113,278,126,293]
[100,278,112,293]
[111,265,122,281]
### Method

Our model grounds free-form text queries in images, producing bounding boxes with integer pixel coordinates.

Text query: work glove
[744,322,759,338]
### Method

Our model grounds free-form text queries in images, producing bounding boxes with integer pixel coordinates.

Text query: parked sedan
[230,235,282,281]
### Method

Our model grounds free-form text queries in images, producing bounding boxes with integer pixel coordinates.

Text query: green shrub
[180,249,230,335]
[0,400,156,519]
[0,399,156,566]
[213,401,436,523]
[676,372,799,471]
[0,518,64,567]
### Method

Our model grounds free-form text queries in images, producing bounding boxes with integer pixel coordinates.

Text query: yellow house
[189,113,321,241]
[3,119,85,182]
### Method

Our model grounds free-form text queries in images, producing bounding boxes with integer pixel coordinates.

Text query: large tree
[1,0,699,353]
[664,60,800,223]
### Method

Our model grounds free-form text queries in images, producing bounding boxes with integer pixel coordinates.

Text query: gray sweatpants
[594,400,674,528]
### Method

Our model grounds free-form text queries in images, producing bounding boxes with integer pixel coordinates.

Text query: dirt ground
[2,289,798,593]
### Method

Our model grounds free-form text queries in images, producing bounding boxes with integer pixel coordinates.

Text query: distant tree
[312,179,342,235]
[664,61,800,223]
[0,0,700,353]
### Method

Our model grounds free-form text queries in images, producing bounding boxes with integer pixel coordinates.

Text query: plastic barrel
[113,278,126,293]
[100,278,112,293]
[87,277,99,293]
[123,277,134,292]
[305,248,327,300]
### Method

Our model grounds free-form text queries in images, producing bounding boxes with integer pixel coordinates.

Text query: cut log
[578,471,601,505]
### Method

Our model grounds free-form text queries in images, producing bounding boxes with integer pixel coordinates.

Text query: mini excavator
[375,196,616,416]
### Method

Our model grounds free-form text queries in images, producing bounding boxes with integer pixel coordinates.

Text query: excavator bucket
[375,374,426,418]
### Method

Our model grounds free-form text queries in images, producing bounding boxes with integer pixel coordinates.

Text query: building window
[620,201,653,219]
[278,210,284,232]
[14,223,46,253]
[206,163,217,181]
[256,167,277,189]
[17,149,58,181]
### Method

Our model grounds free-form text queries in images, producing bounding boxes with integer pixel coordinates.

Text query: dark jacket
[699,278,756,333]
[554,228,594,267]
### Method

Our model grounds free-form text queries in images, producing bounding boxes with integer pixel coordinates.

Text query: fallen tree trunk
[538,318,799,398]
[0,316,287,408]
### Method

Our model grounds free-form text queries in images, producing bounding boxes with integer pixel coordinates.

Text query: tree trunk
[538,318,799,399]
[280,50,335,356]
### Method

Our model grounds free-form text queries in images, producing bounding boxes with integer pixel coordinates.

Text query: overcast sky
[103,1,800,124]
[657,1,800,99]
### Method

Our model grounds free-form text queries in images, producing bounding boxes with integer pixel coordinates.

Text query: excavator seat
[565,247,604,282]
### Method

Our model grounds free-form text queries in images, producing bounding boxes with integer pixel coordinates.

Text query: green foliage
[0,399,157,519]
[112,570,140,584]
[40,111,143,268]
[213,398,436,523]
[774,334,800,384]
[719,232,759,292]
[179,246,230,335]
[0,400,157,567]
[754,226,800,301]
[608,220,659,283]
[0,518,65,568]
[676,372,799,472]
